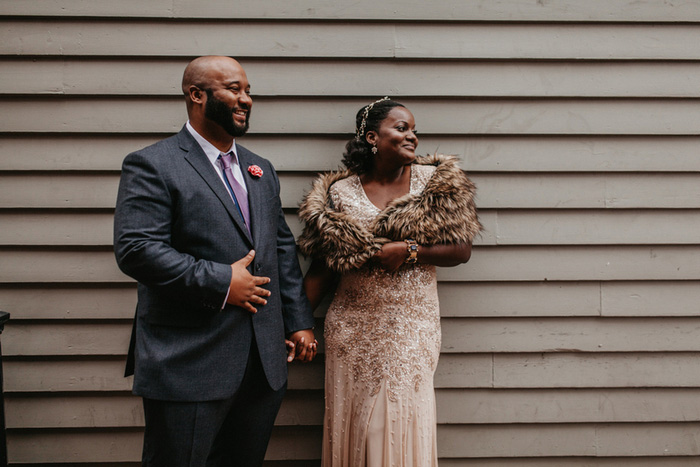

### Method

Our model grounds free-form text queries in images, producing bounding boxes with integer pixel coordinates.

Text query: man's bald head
[182,56,244,96]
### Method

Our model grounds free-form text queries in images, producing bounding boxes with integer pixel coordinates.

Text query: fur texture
[298,154,482,273]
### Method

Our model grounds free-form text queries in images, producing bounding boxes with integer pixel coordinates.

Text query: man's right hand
[226,250,271,313]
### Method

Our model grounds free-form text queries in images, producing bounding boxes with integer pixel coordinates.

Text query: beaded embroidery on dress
[322,164,440,467]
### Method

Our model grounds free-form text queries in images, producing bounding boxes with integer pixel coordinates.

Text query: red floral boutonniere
[248,165,263,178]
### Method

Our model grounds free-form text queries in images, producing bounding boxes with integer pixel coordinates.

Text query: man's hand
[285,329,317,363]
[226,250,271,313]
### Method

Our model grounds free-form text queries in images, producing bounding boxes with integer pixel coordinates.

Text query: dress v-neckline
[356,166,415,213]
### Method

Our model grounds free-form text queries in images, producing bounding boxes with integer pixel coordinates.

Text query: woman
[298,98,481,466]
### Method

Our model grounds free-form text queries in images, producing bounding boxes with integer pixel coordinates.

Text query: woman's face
[369,106,418,165]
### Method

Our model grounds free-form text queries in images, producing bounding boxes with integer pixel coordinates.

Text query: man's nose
[240,92,253,107]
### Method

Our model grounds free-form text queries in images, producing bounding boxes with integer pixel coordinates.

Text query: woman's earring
[371,144,378,154]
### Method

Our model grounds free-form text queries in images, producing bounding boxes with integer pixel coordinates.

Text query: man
[114,56,316,466]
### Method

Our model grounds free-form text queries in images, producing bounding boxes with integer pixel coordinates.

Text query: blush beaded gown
[322,164,440,467]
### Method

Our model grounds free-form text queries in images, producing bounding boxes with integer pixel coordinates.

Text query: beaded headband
[355,96,390,141]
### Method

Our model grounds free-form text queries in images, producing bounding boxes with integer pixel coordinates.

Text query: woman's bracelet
[404,239,419,264]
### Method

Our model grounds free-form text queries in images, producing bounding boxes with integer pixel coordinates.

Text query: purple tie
[219,152,251,232]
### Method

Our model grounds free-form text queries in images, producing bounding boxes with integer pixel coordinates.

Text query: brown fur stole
[297,154,482,273]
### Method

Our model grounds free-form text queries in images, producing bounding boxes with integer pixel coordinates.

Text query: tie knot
[219,152,233,169]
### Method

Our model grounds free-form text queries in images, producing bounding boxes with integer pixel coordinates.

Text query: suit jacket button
[255,264,262,271]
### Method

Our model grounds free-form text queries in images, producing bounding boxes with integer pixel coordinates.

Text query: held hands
[226,250,271,313]
[285,329,317,363]
[373,241,409,273]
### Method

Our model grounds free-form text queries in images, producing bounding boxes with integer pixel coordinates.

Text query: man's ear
[189,86,205,104]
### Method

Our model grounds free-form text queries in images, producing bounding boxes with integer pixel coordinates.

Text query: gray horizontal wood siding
[1,1,699,465]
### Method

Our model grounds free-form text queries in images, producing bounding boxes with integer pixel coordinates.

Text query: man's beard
[204,90,250,137]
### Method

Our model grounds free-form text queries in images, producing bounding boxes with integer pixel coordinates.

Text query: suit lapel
[236,145,266,245]
[178,129,253,245]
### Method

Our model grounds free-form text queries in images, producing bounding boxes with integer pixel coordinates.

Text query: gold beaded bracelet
[404,239,419,264]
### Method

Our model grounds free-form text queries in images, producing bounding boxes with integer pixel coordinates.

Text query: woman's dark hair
[342,99,406,174]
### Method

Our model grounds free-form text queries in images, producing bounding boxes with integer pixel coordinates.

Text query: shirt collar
[185,121,239,166]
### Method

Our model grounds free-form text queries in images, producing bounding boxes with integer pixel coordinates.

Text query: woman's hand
[286,329,317,363]
[373,241,408,273]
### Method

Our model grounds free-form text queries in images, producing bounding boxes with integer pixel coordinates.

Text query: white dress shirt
[185,121,248,195]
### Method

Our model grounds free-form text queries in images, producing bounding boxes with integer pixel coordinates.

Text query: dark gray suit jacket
[114,126,314,401]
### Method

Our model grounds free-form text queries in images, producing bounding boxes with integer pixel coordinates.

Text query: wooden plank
[0,285,136,320]
[435,355,495,389]
[0,212,115,246]
[442,317,700,353]
[10,281,676,321]
[3,21,700,59]
[605,175,700,208]
[273,390,324,426]
[280,209,700,247]
[3,323,132,356]
[6,426,322,463]
[492,209,700,245]
[4,359,134,393]
[281,172,689,210]
[0,0,174,17]
[3,0,700,22]
[602,281,700,317]
[0,250,129,283]
[7,353,699,394]
[4,358,324,392]
[458,136,700,173]
[7,430,143,463]
[265,426,323,461]
[395,24,700,60]
[12,209,699,247]
[4,97,700,135]
[470,174,700,210]
[6,173,700,210]
[0,174,119,208]
[441,317,700,353]
[0,21,397,58]
[5,59,700,98]
[438,281,700,318]
[5,394,144,429]
[437,423,700,458]
[6,429,700,465]
[0,212,301,247]
[5,390,322,428]
[0,134,164,171]
[597,423,700,457]
[10,387,699,429]
[438,353,700,389]
[438,282,602,317]
[10,317,699,356]
[439,458,700,467]
[3,134,699,172]
[4,246,700,283]
[0,134,350,172]
[491,353,700,388]
[436,388,700,424]
[438,245,700,282]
